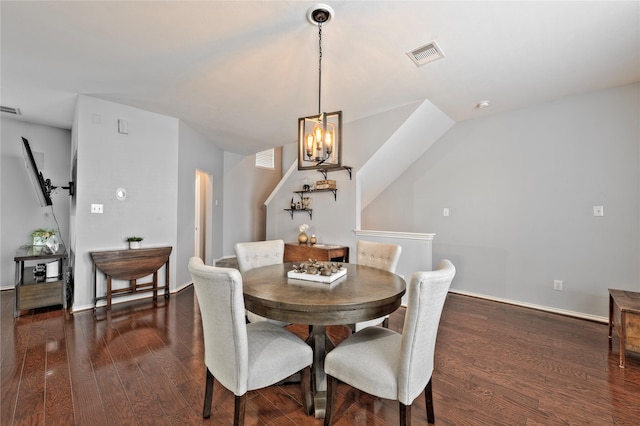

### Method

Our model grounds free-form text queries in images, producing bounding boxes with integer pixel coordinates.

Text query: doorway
[194,169,213,262]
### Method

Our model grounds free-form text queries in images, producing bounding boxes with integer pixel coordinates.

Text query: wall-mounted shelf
[294,188,338,201]
[317,165,352,180]
[286,166,352,219]
[284,208,313,220]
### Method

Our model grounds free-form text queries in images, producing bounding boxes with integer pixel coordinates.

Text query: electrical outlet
[593,205,604,217]
[90,204,103,214]
[443,208,450,217]
[553,280,563,291]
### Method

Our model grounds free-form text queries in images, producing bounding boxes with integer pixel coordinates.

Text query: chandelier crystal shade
[298,4,342,171]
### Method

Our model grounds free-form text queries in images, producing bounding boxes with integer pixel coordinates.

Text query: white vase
[129,241,141,249]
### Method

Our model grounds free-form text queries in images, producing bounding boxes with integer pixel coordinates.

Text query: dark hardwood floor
[2,286,640,425]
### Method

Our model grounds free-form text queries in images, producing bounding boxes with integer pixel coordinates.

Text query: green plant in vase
[126,236,144,249]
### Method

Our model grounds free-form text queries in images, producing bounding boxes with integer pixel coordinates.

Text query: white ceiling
[2,1,639,155]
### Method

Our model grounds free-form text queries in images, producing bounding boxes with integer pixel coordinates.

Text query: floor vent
[1,105,21,115]
[407,41,445,67]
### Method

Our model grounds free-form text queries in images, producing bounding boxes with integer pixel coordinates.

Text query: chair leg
[301,366,313,415]
[425,378,435,424]
[382,317,389,328]
[399,402,411,426]
[203,368,214,418]
[234,394,246,426]
[324,375,337,426]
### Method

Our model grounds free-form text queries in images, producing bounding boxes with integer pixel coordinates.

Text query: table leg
[107,276,112,310]
[92,264,97,311]
[14,260,21,318]
[153,271,158,300]
[609,294,613,339]
[620,311,626,368]
[308,325,337,419]
[61,258,67,310]
[164,259,170,299]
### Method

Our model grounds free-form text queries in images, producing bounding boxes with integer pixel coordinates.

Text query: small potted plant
[126,236,143,249]
[32,228,55,246]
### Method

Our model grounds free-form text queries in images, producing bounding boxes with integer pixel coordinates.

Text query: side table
[14,244,68,317]
[91,246,172,310]
[609,289,640,368]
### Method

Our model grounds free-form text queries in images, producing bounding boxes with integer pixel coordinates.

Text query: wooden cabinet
[284,243,349,263]
[14,244,68,317]
[609,289,640,368]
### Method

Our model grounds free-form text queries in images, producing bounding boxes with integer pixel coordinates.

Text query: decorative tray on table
[287,260,346,283]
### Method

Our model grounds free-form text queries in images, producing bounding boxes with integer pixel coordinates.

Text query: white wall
[265,102,443,264]
[1,118,71,289]
[72,96,179,311]
[364,83,640,319]
[265,159,356,250]
[222,149,282,256]
[176,121,225,286]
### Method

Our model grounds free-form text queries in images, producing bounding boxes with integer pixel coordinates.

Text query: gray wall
[364,83,640,318]
[176,121,225,287]
[2,96,283,307]
[1,118,71,289]
[265,105,424,249]
[72,95,180,311]
[222,149,282,256]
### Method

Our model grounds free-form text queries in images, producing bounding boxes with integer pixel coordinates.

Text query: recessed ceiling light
[476,100,491,109]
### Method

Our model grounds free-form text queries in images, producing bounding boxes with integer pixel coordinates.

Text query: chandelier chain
[318,22,323,114]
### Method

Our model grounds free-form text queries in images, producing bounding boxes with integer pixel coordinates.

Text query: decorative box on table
[287,267,347,283]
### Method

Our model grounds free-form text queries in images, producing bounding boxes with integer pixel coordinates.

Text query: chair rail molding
[354,229,436,308]
[354,229,435,241]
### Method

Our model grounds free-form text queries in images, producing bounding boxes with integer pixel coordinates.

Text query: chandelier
[298,4,342,171]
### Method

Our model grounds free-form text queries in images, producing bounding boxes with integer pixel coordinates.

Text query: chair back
[397,259,455,404]
[235,239,285,273]
[188,257,249,395]
[356,240,402,272]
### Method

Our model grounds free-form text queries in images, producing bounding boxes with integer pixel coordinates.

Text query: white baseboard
[71,283,194,314]
[448,289,608,324]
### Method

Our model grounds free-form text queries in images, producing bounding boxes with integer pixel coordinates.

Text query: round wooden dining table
[242,262,406,418]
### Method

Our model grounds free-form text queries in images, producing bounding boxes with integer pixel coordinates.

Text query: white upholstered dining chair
[353,240,402,331]
[188,257,313,425]
[324,259,456,426]
[234,239,289,326]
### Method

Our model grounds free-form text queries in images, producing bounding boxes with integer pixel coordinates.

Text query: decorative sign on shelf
[316,179,336,190]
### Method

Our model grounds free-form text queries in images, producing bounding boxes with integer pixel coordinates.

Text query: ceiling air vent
[1,105,22,115]
[407,41,445,67]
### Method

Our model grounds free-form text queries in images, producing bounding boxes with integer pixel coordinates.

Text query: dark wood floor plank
[105,326,171,425]
[12,319,46,426]
[3,288,640,425]
[44,315,75,424]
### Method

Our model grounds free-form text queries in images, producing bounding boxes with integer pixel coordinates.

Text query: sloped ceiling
[2,1,639,155]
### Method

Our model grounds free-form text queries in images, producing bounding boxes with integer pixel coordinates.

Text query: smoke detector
[407,41,445,67]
